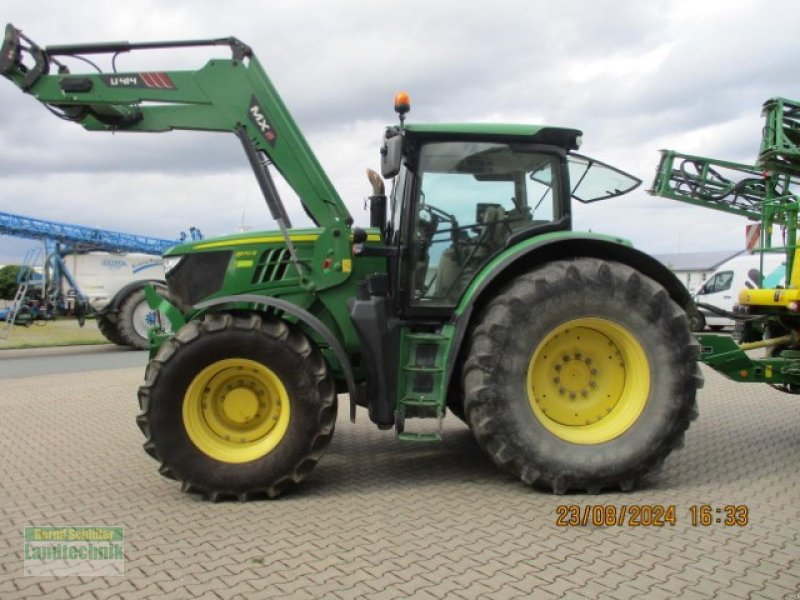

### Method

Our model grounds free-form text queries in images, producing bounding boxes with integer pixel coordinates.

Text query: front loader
[2,24,701,500]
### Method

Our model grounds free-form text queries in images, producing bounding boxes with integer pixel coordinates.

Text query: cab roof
[403,123,582,150]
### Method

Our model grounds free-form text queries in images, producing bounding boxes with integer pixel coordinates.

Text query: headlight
[163,255,184,275]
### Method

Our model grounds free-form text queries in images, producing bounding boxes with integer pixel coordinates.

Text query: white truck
[0,209,194,348]
[691,253,786,331]
[57,251,168,349]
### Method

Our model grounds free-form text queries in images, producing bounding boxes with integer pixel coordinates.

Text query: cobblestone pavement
[0,363,798,599]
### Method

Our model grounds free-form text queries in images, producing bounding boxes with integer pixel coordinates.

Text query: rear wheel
[96,313,126,346]
[117,285,171,350]
[463,258,701,493]
[137,312,337,500]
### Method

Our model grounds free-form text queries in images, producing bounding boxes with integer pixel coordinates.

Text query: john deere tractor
[2,24,701,500]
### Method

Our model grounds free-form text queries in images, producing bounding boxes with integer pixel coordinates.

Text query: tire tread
[136,312,336,501]
[463,258,701,493]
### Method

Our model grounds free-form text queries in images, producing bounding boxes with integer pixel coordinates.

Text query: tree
[0,265,25,300]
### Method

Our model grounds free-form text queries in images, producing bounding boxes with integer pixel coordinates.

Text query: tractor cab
[378,115,641,315]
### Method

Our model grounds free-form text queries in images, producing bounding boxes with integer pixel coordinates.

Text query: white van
[692,253,786,331]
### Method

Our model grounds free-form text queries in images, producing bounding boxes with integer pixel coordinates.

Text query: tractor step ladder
[395,331,449,441]
[0,248,41,339]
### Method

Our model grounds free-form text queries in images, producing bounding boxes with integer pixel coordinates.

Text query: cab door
[401,140,568,316]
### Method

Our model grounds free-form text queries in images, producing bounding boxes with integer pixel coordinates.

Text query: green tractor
[2,24,701,499]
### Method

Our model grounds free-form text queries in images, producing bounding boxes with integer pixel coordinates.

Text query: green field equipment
[760,97,800,176]
[2,24,703,499]
[651,97,800,392]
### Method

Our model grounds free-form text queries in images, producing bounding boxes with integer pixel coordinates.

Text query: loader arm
[0,23,352,230]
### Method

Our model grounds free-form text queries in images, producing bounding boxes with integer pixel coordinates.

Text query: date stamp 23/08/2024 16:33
[555,504,750,528]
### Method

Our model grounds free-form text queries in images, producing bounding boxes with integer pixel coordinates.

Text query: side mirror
[380,132,403,178]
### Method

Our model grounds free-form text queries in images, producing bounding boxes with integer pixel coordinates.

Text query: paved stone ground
[0,364,798,599]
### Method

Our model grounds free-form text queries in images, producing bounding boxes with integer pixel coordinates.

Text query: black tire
[137,312,337,500]
[117,284,168,350]
[463,258,702,494]
[14,306,33,326]
[688,311,706,332]
[96,312,126,346]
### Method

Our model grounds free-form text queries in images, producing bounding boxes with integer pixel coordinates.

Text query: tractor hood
[162,227,325,256]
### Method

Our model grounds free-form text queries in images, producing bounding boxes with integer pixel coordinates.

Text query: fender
[193,294,358,422]
[444,233,692,405]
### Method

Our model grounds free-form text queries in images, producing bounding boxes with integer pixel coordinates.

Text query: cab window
[704,271,734,293]
[568,154,641,202]
[410,141,562,305]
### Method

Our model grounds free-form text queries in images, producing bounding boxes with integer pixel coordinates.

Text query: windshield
[568,154,641,202]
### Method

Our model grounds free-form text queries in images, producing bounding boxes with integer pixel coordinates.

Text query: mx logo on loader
[249,95,277,146]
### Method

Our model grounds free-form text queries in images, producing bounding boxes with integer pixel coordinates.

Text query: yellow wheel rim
[526,318,650,444]
[182,358,290,463]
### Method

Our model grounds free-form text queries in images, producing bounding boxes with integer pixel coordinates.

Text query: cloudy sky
[1,0,799,264]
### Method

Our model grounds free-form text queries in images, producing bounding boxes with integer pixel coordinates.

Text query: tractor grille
[252,248,292,284]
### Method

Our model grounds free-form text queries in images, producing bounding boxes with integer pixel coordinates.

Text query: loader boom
[0,24,352,231]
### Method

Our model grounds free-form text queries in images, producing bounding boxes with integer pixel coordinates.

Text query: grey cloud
[1,0,799,262]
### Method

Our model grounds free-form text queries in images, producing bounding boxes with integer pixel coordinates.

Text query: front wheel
[688,310,706,332]
[463,258,702,493]
[137,312,337,500]
[13,306,33,325]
